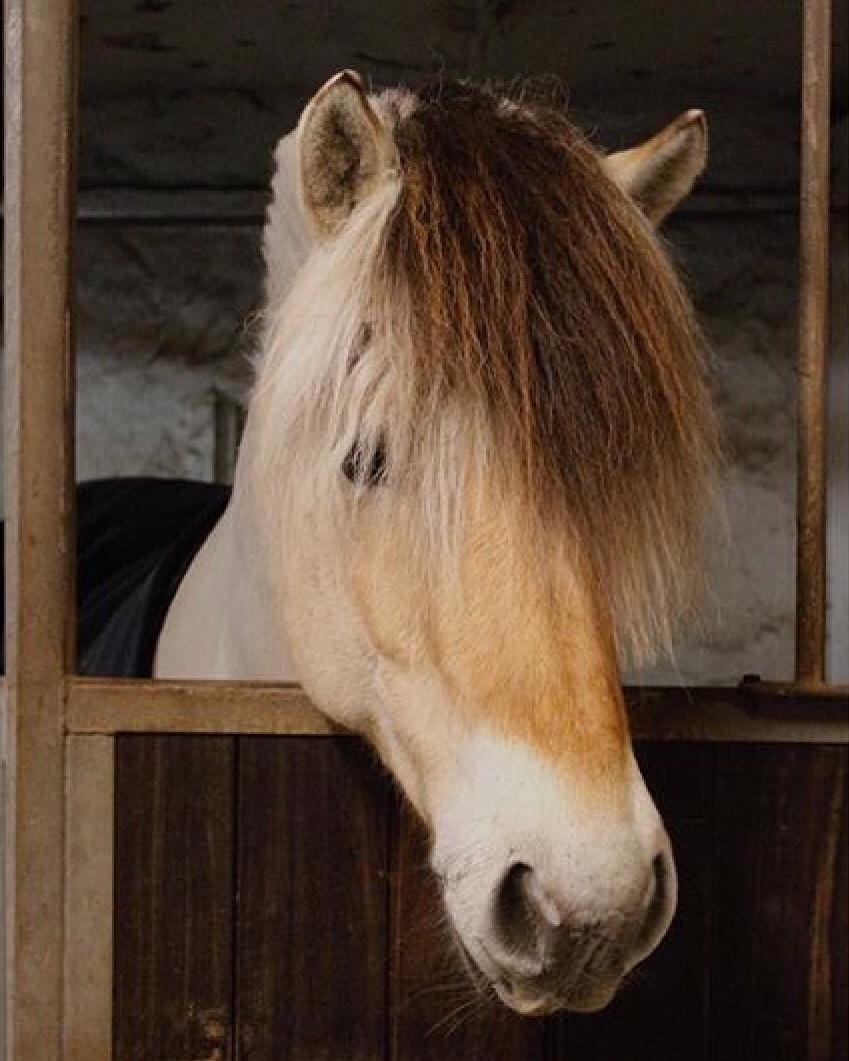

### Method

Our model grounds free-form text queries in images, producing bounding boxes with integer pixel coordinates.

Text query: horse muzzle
[443,843,677,1016]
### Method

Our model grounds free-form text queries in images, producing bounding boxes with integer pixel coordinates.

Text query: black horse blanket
[0,478,229,677]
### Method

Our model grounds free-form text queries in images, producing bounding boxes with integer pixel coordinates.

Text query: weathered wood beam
[795,0,832,686]
[3,3,78,1059]
[65,678,848,743]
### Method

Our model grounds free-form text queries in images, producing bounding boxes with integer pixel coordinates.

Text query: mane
[252,81,722,664]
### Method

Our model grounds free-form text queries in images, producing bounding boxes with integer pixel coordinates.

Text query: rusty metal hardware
[740,674,849,701]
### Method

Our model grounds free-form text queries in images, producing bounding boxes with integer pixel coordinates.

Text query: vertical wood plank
[549,744,713,1061]
[64,736,114,1061]
[113,736,235,1061]
[795,0,832,684]
[390,804,549,1061]
[234,737,389,1061]
[827,775,848,1061]
[3,2,77,1059]
[710,745,848,1061]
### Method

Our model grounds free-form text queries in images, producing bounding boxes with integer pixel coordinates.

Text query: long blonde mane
[251,81,721,664]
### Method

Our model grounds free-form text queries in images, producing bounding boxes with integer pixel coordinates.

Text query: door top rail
[60,677,849,743]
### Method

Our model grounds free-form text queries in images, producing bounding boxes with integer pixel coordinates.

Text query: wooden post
[3,3,78,1060]
[795,0,832,685]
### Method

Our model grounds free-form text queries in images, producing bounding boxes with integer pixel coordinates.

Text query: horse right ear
[297,71,395,237]
[603,110,708,226]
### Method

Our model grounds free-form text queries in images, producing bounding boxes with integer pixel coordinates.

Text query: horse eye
[347,323,373,371]
[342,438,387,487]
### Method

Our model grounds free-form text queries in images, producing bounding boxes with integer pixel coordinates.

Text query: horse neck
[156,141,323,681]
[153,444,297,681]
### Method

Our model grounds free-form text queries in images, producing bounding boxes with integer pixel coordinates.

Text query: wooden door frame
[2,1,845,1059]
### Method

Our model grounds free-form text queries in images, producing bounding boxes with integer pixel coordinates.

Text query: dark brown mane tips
[378,81,721,657]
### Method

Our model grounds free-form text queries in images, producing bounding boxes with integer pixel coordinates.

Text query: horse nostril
[636,851,672,953]
[494,862,532,947]
[494,862,561,971]
[651,853,668,906]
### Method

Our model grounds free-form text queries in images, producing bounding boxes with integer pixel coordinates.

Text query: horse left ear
[603,110,708,226]
[297,70,396,237]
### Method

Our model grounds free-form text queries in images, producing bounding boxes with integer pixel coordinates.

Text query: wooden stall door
[234,738,390,1061]
[114,736,394,1061]
[114,737,237,1060]
[114,739,847,1061]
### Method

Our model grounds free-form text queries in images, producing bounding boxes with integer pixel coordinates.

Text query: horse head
[246,72,720,1015]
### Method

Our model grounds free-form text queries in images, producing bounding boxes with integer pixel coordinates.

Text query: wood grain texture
[827,779,848,1061]
[108,737,849,1061]
[550,745,713,1061]
[66,679,849,742]
[710,744,848,1061]
[67,678,334,735]
[234,737,390,1061]
[64,736,114,1061]
[389,804,549,1061]
[795,0,832,684]
[3,2,77,1058]
[113,736,235,1061]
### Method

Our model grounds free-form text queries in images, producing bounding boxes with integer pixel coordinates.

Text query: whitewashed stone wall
[75,223,259,481]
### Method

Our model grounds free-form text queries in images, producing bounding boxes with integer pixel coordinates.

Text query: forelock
[370,80,722,661]
[253,80,722,665]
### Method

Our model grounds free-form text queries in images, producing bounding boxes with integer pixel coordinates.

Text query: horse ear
[297,70,394,237]
[603,110,707,225]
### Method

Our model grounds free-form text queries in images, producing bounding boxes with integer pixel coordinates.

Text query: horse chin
[455,935,621,1017]
[451,918,625,1018]
[493,979,619,1017]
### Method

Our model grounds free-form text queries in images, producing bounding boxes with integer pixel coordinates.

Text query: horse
[154,73,721,1016]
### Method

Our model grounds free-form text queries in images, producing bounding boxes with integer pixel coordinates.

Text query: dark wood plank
[234,737,390,1061]
[828,775,848,1061]
[635,741,713,822]
[710,744,848,1061]
[114,735,236,1061]
[390,804,549,1061]
[550,744,713,1060]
